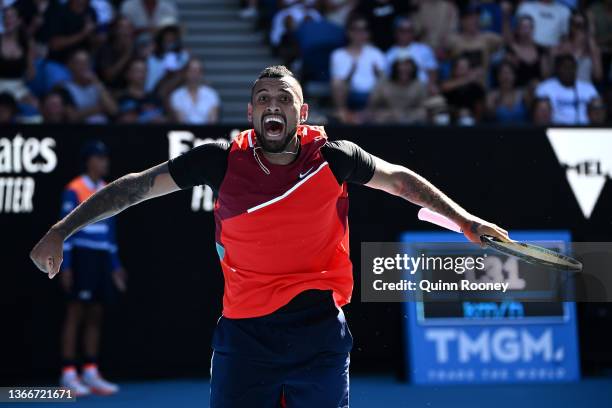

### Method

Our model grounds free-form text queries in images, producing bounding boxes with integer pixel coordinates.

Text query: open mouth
[262,115,285,140]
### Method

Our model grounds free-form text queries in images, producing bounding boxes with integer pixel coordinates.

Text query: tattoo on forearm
[395,170,467,223]
[55,164,169,239]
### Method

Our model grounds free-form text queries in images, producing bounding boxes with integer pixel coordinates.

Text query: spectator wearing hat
[61,50,117,123]
[58,140,125,397]
[535,54,599,124]
[120,0,178,34]
[367,56,427,124]
[516,0,570,48]
[169,59,219,124]
[385,16,438,93]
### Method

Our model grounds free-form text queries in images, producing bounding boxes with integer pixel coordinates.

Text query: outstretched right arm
[30,162,179,278]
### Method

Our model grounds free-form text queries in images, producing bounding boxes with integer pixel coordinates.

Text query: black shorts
[210,290,353,408]
[65,247,117,304]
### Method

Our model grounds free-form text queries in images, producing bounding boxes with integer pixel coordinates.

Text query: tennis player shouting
[31,66,509,407]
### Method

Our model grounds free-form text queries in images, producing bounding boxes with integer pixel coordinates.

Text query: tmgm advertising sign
[402,231,580,384]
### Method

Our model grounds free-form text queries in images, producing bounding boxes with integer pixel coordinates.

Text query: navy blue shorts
[65,247,116,304]
[210,290,353,408]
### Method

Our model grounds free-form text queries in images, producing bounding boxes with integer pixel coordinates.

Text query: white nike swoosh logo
[299,167,314,179]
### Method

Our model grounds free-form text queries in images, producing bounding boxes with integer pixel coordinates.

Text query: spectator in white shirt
[170,59,220,124]
[516,0,570,48]
[536,54,599,124]
[331,14,385,123]
[385,16,438,92]
[120,0,178,34]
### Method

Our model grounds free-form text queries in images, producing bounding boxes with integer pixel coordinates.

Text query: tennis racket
[417,208,583,272]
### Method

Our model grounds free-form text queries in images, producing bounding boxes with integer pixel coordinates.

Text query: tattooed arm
[30,163,179,278]
[366,156,509,243]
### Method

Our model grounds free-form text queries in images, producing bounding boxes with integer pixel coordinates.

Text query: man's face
[395,21,415,46]
[248,77,307,153]
[87,155,109,178]
[69,51,91,80]
[558,59,576,86]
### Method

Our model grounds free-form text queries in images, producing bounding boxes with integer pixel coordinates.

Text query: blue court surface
[29,375,612,408]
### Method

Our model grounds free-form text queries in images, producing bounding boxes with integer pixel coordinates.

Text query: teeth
[264,116,284,124]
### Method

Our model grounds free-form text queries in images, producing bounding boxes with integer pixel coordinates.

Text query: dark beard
[255,125,298,153]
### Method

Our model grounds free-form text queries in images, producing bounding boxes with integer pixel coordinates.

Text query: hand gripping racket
[418,208,583,272]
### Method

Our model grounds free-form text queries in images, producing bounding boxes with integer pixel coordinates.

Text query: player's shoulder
[322,139,362,156]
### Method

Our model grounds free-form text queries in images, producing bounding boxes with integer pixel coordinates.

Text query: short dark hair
[390,58,418,82]
[251,65,302,101]
[257,65,295,80]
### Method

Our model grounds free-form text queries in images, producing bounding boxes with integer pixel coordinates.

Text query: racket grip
[417,208,463,233]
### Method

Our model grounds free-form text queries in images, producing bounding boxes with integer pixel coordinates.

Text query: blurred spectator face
[461,12,480,35]
[3,7,21,33]
[395,19,415,46]
[532,99,552,125]
[394,59,417,83]
[135,34,154,58]
[69,51,93,82]
[453,57,470,78]
[126,60,147,87]
[160,27,181,52]
[115,17,134,42]
[41,93,67,123]
[69,0,89,13]
[0,93,18,123]
[569,13,587,36]
[497,63,516,89]
[557,57,577,87]
[587,98,607,124]
[87,155,110,179]
[516,16,534,42]
[185,60,203,84]
[348,18,370,47]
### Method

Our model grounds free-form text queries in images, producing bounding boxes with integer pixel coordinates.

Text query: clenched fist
[30,228,65,279]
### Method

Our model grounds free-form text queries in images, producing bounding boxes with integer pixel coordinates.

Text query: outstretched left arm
[365,156,510,243]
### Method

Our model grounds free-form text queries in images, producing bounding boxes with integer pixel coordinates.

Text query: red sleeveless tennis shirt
[214,125,353,318]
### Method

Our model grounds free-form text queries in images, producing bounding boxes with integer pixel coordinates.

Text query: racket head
[480,235,583,272]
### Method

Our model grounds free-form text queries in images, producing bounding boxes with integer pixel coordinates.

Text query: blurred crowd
[247,0,612,125]
[1,0,611,126]
[0,0,219,124]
